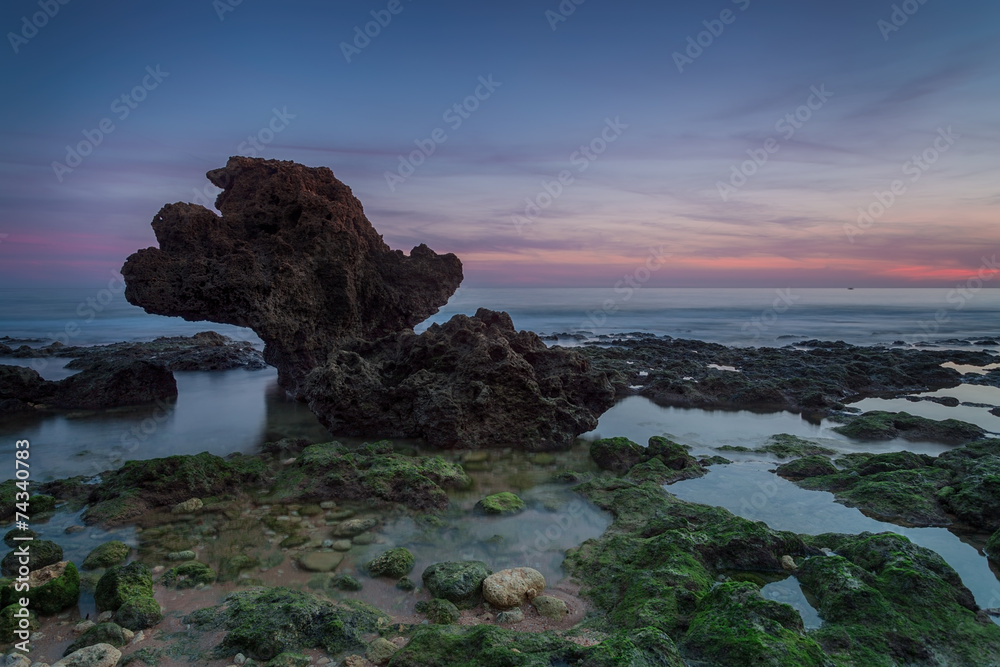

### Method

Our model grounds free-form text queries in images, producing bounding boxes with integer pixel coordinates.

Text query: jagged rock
[482,568,546,609]
[122,158,614,450]
[305,309,615,449]
[50,644,121,667]
[0,360,176,411]
[122,156,463,391]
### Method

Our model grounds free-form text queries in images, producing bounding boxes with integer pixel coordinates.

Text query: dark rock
[94,562,154,611]
[0,360,177,411]
[834,411,985,445]
[775,456,838,480]
[422,561,492,610]
[64,622,126,655]
[1,539,62,575]
[122,156,463,392]
[304,309,614,450]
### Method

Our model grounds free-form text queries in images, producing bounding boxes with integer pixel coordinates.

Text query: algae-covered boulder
[65,622,126,655]
[590,437,646,474]
[25,561,80,615]
[775,456,838,480]
[52,643,122,667]
[834,410,985,444]
[94,562,153,611]
[161,561,217,588]
[82,541,130,570]
[680,581,828,665]
[987,528,1000,562]
[365,547,414,579]
[0,603,38,644]
[422,561,491,609]
[3,528,37,547]
[387,624,686,666]
[184,587,389,661]
[799,532,1000,665]
[591,436,705,483]
[415,598,460,625]
[757,434,837,459]
[115,595,163,631]
[1,539,63,576]
[273,441,470,511]
[474,492,525,516]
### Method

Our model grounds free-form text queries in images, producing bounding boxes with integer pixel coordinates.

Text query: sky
[0,0,998,288]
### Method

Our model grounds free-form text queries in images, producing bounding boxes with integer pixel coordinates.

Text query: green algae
[94,561,154,611]
[82,540,131,570]
[834,410,985,444]
[366,547,415,579]
[474,492,525,515]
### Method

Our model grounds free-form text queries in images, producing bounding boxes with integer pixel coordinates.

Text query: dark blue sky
[2,0,998,287]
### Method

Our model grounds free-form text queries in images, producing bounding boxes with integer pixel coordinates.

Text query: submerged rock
[474,492,525,516]
[591,435,706,484]
[834,410,986,444]
[0,360,176,412]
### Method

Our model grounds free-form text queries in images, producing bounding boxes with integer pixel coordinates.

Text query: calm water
[2,287,999,631]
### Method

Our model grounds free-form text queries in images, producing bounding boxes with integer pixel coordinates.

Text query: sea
[2,286,1000,623]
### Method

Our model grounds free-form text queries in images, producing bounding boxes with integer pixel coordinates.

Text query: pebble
[121,629,135,642]
[319,501,336,510]
[64,526,85,534]
[234,654,247,665]
[130,631,145,645]
[97,611,113,623]
[496,609,524,624]
[781,555,798,571]
[532,595,569,619]
[167,550,196,561]
[332,540,352,552]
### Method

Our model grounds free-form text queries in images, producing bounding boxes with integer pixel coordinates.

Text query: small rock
[64,526,85,534]
[171,498,203,514]
[317,658,331,665]
[781,555,798,571]
[130,631,144,645]
[167,551,196,562]
[332,518,378,537]
[331,540,352,552]
[96,611,113,623]
[342,657,366,667]
[297,552,344,573]
[121,629,134,642]
[366,637,398,665]
[531,595,568,619]
[50,644,122,667]
[234,654,247,665]
[73,621,95,634]
[351,533,375,546]
[29,662,50,667]
[5,655,30,667]
[319,501,336,510]
[496,609,524,624]
[482,567,546,609]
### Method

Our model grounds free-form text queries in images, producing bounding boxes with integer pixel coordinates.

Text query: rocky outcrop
[304,309,614,449]
[0,360,176,413]
[121,157,463,391]
[121,159,614,449]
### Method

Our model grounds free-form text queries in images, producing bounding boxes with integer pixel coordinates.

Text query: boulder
[51,644,122,667]
[422,561,491,609]
[482,568,546,609]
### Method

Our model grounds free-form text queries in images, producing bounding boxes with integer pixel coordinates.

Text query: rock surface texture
[122,158,614,448]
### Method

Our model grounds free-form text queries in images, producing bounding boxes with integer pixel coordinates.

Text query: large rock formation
[122,158,613,449]
[122,157,463,390]
[305,309,614,449]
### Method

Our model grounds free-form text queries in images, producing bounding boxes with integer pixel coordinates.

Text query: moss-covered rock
[0,539,63,576]
[0,603,38,644]
[365,547,414,579]
[775,456,838,480]
[681,581,828,666]
[415,598,460,625]
[799,532,1000,665]
[2,528,37,547]
[94,562,154,611]
[161,561,217,588]
[757,434,837,459]
[115,595,163,630]
[421,561,491,609]
[590,436,647,473]
[591,436,706,484]
[987,528,1000,562]
[269,441,470,511]
[219,554,260,582]
[184,586,389,661]
[82,541,131,570]
[65,622,127,655]
[474,492,525,515]
[23,561,80,615]
[388,624,686,667]
[834,410,985,444]
[265,653,310,667]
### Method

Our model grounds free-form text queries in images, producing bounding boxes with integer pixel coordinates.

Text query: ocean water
[2,287,998,350]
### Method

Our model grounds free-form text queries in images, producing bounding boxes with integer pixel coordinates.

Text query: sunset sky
[1,0,998,288]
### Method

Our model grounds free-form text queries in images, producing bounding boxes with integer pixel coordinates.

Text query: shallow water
[0,368,329,481]
[851,384,1000,434]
